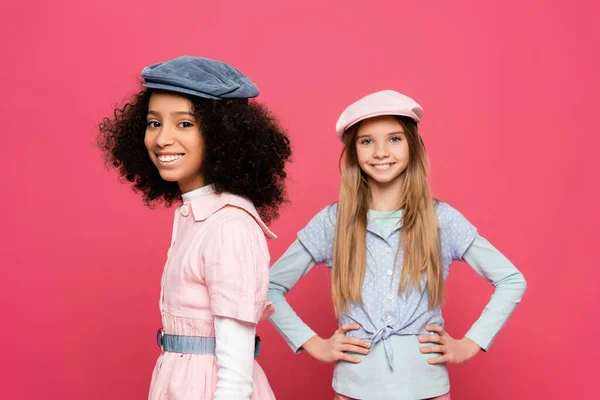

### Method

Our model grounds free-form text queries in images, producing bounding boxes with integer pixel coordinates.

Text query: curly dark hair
[97,87,292,224]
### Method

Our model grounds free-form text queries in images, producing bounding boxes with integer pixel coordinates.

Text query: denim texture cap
[335,90,423,139]
[142,56,259,100]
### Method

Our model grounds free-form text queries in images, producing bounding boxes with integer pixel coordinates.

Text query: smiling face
[354,115,410,188]
[144,91,205,193]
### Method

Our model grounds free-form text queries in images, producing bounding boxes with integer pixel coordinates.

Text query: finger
[418,335,441,344]
[344,337,371,348]
[420,345,445,354]
[339,323,361,333]
[335,352,361,363]
[425,325,445,335]
[340,344,370,355]
[427,354,451,365]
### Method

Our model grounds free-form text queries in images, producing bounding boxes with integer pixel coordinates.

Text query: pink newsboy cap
[335,90,423,139]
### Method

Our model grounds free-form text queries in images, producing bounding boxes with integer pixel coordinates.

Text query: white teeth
[158,154,183,162]
[373,164,392,171]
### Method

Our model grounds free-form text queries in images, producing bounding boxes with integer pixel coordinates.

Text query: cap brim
[143,82,222,100]
[337,110,421,138]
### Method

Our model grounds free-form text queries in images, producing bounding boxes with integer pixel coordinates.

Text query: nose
[155,125,175,147]
[373,142,389,159]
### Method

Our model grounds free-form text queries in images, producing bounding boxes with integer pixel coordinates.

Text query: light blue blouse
[268,203,527,399]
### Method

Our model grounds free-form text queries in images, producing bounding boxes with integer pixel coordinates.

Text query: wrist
[301,335,322,352]
[461,337,481,354]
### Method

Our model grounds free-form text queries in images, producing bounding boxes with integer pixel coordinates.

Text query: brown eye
[147,121,160,128]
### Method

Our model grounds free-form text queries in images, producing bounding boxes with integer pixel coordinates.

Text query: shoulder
[434,201,466,224]
[213,206,263,232]
[304,202,338,232]
[297,203,338,265]
[434,200,477,246]
[316,202,339,224]
[202,207,270,260]
[191,191,276,239]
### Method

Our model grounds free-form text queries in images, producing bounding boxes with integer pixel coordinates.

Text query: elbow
[494,271,528,297]
[514,270,527,292]
[267,282,287,302]
[519,274,528,296]
[511,272,528,301]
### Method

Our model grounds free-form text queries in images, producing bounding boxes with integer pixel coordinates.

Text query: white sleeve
[213,315,257,399]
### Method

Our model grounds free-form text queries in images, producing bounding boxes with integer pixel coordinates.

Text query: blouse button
[180,205,189,217]
[388,294,393,300]
[386,315,393,323]
[387,270,393,276]
[385,247,392,253]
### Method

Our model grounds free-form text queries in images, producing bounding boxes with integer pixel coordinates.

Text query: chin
[373,177,398,184]
[366,171,405,185]
[158,170,182,183]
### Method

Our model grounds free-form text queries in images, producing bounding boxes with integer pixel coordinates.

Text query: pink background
[2,0,598,398]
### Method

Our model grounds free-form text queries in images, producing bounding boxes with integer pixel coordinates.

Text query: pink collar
[186,191,276,239]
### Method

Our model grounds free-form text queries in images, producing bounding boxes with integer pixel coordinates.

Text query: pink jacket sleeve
[203,211,273,324]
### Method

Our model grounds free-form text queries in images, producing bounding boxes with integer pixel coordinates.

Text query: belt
[156,328,262,357]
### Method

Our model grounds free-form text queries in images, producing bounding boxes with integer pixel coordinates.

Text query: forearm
[214,316,256,399]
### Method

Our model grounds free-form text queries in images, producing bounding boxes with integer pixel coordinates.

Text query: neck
[368,176,404,211]
[178,175,205,194]
[181,184,215,202]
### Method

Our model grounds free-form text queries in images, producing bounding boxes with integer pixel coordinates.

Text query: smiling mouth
[370,163,396,171]
[156,153,184,167]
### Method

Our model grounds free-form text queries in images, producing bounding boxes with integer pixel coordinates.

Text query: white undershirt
[181,184,216,202]
[213,316,257,399]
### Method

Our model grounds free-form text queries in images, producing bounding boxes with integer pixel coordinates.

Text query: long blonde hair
[332,116,442,316]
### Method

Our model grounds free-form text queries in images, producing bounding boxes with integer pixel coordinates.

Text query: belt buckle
[254,335,261,357]
[156,328,165,351]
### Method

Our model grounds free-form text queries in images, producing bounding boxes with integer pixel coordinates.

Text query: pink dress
[148,187,276,399]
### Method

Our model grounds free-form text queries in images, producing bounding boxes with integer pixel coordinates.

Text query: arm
[462,235,528,350]
[214,316,256,400]
[203,215,272,396]
[267,239,319,352]
[420,234,527,363]
[268,239,370,362]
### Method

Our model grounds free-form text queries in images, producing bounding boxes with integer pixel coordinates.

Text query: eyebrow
[147,110,195,117]
[356,131,405,139]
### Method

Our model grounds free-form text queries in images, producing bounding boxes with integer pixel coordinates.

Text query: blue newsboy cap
[141,56,259,99]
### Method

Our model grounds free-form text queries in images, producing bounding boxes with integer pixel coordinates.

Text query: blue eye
[390,136,403,143]
[147,121,160,128]
[360,138,373,145]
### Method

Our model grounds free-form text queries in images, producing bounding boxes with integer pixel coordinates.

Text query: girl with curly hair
[98,56,291,400]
